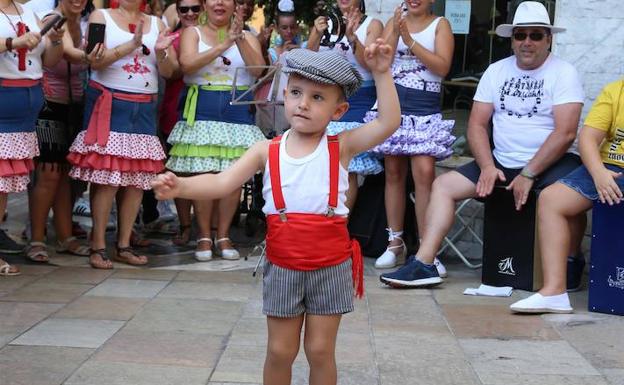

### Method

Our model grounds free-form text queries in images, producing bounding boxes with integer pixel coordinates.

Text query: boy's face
[284,75,349,134]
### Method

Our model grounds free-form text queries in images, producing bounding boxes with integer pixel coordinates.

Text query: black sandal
[114,246,148,266]
[172,224,192,246]
[89,248,113,270]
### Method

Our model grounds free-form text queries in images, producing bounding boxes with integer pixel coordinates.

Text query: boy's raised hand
[363,38,393,74]
[151,171,181,200]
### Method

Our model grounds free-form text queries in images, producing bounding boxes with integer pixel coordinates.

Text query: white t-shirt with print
[473,54,584,168]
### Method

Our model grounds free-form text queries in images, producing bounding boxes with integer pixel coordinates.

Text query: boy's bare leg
[537,183,592,296]
[410,155,436,236]
[304,314,342,385]
[264,315,304,385]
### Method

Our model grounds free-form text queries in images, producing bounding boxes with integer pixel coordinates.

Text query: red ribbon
[17,22,27,71]
[84,81,155,147]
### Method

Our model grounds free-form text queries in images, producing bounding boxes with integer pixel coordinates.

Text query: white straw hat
[495,1,566,37]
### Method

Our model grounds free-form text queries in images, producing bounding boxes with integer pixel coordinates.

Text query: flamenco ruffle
[166,156,236,174]
[69,131,166,160]
[0,132,39,159]
[365,112,455,159]
[69,167,158,190]
[168,144,247,159]
[0,175,30,193]
[67,153,164,174]
[167,120,265,148]
[326,121,383,175]
[0,158,35,177]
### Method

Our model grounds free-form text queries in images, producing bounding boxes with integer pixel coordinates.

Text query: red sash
[0,78,40,87]
[265,135,364,298]
[85,80,156,147]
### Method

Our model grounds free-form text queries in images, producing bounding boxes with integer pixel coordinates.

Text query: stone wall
[552,0,624,114]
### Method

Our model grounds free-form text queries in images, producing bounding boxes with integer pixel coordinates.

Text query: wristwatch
[520,166,537,180]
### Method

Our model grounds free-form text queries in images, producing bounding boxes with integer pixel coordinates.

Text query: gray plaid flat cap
[281,48,363,98]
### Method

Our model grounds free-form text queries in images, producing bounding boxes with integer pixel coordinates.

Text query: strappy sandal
[0,258,20,276]
[172,224,192,246]
[114,246,148,266]
[89,248,113,270]
[26,241,50,263]
[56,236,90,257]
[215,237,240,260]
[194,238,213,262]
[130,230,151,248]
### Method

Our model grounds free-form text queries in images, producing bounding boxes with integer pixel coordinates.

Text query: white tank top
[0,7,45,80]
[91,10,159,93]
[183,26,254,87]
[393,17,443,88]
[320,16,374,82]
[262,130,349,217]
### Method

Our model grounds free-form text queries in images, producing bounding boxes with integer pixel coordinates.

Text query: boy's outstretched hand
[151,171,181,200]
[364,38,393,74]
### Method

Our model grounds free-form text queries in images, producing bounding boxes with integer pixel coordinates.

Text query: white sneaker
[510,293,573,314]
[433,257,447,278]
[157,200,176,222]
[73,197,91,217]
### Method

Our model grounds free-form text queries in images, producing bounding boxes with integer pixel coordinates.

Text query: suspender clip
[326,206,335,217]
[278,209,287,222]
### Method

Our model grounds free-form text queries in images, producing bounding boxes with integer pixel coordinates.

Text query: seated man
[510,77,624,314]
[380,1,586,288]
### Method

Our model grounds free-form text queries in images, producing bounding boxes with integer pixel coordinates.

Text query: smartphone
[40,14,62,36]
[86,22,106,54]
[402,1,408,16]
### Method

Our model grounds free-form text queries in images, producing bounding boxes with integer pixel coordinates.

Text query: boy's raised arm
[341,39,400,157]
[152,140,269,201]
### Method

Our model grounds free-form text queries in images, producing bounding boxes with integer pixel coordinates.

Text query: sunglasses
[178,5,201,14]
[513,32,547,41]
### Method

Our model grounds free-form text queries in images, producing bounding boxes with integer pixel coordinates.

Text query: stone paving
[0,193,622,385]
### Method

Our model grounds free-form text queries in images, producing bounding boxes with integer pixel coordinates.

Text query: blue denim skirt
[560,163,624,201]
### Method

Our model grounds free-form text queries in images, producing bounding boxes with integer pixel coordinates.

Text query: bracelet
[520,166,537,180]
[51,39,62,47]
[5,37,13,52]
[113,47,121,59]
[408,39,417,52]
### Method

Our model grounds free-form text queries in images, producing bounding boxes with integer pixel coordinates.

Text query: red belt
[85,80,156,147]
[0,78,41,87]
[265,135,364,298]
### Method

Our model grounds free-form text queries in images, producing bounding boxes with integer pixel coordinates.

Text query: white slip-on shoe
[510,293,573,314]
[375,241,406,269]
[194,238,213,262]
[433,257,447,278]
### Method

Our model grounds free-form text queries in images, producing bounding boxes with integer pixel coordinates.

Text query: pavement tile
[460,338,601,376]
[0,282,93,303]
[124,298,244,336]
[53,296,149,320]
[442,304,562,340]
[290,362,378,385]
[36,266,114,285]
[0,302,63,346]
[85,278,170,298]
[375,333,467,364]
[175,269,258,284]
[226,317,268,347]
[378,358,481,385]
[0,345,93,385]
[12,264,58,276]
[111,269,178,281]
[0,274,41,294]
[553,316,624,369]
[10,318,125,348]
[210,344,265,383]
[157,281,254,302]
[602,369,624,385]
[64,361,212,385]
[94,330,224,368]
[476,372,610,385]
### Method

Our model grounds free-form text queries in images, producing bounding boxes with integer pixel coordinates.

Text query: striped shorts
[262,258,355,318]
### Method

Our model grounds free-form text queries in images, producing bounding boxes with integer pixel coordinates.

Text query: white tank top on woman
[393,16,443,89]
[320,16,374,82]
[183,26,253,88]
[0,7,45,80]
[90,9,159,93]
[262,130,349,217]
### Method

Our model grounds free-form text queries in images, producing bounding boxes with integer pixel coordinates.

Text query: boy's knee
[266,342,299,365]
[304,340,334,365]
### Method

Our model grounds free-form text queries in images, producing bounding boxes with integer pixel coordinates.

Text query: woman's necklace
[0,0,24,34]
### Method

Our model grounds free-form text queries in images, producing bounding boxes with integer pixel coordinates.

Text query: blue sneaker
[380,255,443,288]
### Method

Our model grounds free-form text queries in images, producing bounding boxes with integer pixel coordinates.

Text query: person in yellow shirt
[510,79,624,314]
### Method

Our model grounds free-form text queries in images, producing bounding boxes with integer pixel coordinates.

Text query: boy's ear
[331,101,350,121]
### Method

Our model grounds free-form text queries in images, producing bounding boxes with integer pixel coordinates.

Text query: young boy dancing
[152,40,400,385]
